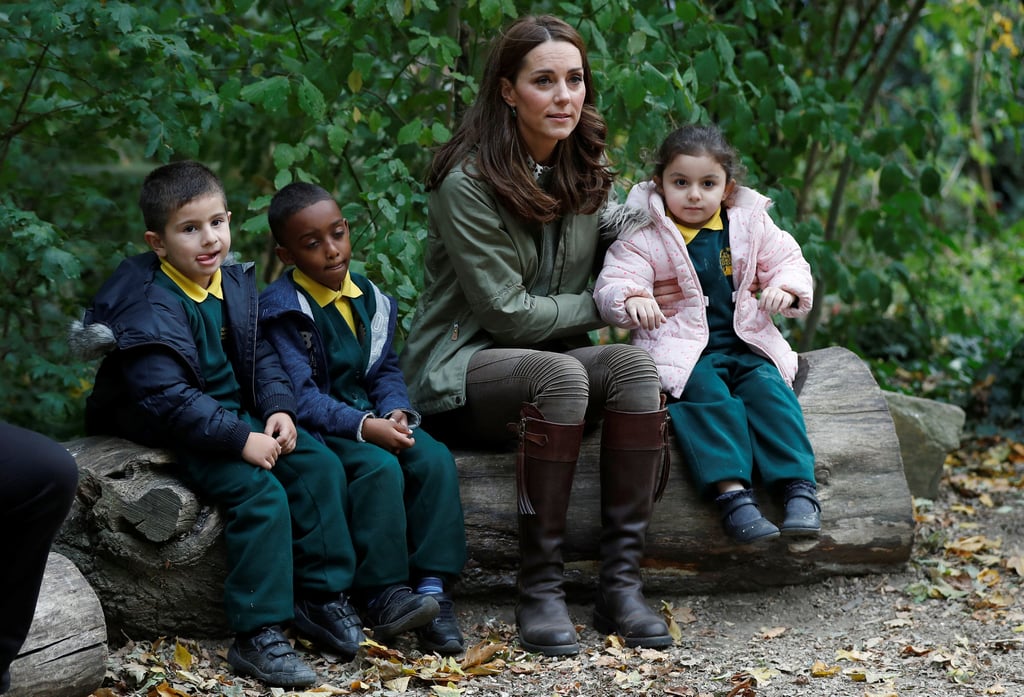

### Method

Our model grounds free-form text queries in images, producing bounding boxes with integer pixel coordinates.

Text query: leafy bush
[1,1,1021,438]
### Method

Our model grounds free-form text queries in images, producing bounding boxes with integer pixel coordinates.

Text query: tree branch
[0,43,50,172]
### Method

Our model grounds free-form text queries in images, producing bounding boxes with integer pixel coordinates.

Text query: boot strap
[653,440,671,503]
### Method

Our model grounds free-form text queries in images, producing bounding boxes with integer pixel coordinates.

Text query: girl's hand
[625,296,667,330]
[759,287,795,314]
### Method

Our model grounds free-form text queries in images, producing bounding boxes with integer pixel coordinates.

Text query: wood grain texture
[7,553,106,697]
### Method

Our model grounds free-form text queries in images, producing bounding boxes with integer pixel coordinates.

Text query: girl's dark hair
[653,124,747,184]
[268,181,334,244]
[426,14,613,223]
[139,160,225,233]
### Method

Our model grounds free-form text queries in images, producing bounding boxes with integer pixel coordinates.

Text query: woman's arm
[431,170,603,345]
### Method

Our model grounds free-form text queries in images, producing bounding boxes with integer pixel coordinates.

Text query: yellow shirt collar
[292,268,362,306]
[159,259,223,301]
[675,208,724,245]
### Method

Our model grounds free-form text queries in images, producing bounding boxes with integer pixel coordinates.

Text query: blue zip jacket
[73,252,297,453]
[259,270,418,441]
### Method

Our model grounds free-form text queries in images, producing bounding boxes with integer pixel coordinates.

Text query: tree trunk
[6,553,106,697]
[57,346,914,639]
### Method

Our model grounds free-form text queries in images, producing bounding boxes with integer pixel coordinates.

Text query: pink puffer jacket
[594,182,813,398]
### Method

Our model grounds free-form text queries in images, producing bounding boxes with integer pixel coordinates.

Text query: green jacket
[400,163,609,415]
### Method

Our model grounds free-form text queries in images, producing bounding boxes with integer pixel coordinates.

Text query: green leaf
[627,31,646,56]
[297,76,326,121]
[693,50,719,89]
[240,75,290,111]
[348,69,363,94]
[397,118,424,146]
[328,124,350,155]
[879,163,906,197]
[919,166,942,197]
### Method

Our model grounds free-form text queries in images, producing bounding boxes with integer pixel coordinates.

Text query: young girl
[594,123,821,544]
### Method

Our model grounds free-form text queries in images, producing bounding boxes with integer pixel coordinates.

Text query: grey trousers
[428,343,662,446]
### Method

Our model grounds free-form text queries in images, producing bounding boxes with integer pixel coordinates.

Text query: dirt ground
[95,435,1023,697]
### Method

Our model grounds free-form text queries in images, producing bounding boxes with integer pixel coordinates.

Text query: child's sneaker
[365,585,439,641]
[416,592,465,654]
[227,625,317,688]
[293,593,366,659]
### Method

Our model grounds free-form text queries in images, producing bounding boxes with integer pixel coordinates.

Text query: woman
[400,15,671,655]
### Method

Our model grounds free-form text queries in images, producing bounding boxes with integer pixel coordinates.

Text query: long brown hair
[426,15,613,223]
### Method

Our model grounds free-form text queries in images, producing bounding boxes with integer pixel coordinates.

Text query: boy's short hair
[139,161,226,233]
[268,182,335,245]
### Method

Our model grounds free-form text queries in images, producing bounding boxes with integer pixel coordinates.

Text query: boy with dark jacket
[259,182,467,654]
[72,161,364,688]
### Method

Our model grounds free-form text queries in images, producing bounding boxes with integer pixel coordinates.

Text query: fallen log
[57,346,915,639]
[6,553,106,697]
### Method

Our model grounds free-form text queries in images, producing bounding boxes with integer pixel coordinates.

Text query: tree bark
[57,346,914,639]
[6,553,106,697]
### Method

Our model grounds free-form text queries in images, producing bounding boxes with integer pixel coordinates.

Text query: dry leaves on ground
[92,435,1023,697]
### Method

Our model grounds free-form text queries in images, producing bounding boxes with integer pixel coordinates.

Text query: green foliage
[1,0,1021,438]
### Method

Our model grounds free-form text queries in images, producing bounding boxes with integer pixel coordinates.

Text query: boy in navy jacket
[73,162,363,687]
[260,182,467,654]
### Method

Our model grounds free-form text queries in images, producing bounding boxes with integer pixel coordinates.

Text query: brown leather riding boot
[592,404,673,648]
[514,403,583,656]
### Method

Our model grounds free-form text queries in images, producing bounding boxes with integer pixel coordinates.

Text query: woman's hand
[652,278,682,318]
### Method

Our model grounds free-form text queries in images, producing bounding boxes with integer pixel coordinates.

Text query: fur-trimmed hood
[598,198,653,241]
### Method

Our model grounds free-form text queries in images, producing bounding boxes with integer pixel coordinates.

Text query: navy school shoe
[780,480,822,536]
[1,668,10,694]
[227,625,317,688]
[365,584,439,641]
[293,593,366,659]
[416,591,465,654]
[715,488,781,543]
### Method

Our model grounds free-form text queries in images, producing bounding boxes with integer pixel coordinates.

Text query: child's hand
[651,278,681,318]
[759,287,795,314]
[243,431,282,470]
[385,410,410,430]
[625,296,667,330]
[265,412,297,454]
[361,416,415,455]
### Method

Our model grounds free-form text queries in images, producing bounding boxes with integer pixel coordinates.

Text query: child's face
[275,199,351,291]
[655,153,735,229]
[144,193,231,288]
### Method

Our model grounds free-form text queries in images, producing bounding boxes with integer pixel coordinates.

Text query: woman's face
[500,39,585,165]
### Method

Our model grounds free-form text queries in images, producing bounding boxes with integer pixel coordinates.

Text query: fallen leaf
[460,641,504,670]
[384,676,411,692]
[747,666,779,684]
[758,626,787,639]
[810,660,841,677]
[173,641,193,671]
[900,644,931,656]
[431,684,462,696]
[147,682,188,697]
[835,648,872,662]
